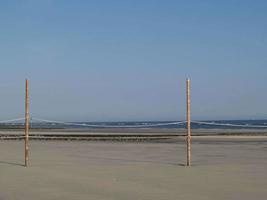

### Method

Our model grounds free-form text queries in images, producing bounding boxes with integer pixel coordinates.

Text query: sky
[0,0,267,121]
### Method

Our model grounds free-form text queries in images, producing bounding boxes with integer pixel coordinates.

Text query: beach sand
[0,134,267,200]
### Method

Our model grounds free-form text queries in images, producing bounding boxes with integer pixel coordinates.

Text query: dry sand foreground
[0,137,267,200]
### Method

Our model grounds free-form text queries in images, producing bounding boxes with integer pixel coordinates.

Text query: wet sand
[0,136,267,200]
[1,128,267,142]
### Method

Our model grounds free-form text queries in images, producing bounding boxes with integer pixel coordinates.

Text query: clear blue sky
[0,0,266,121]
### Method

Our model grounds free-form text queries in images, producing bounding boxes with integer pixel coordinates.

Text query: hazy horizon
[0,1,267,121]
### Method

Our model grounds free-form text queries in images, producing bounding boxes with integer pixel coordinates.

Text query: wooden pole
[25,79,29,167]
[186,78,191,166]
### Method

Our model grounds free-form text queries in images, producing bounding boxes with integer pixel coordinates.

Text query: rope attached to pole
[32,117,186,128]
[191,121,267,128]
[0,117,25,124]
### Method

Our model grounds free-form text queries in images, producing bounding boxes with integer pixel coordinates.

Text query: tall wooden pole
[25,79,29,167]
[186,78,191,166]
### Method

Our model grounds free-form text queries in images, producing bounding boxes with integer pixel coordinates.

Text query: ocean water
[18,119,267,129]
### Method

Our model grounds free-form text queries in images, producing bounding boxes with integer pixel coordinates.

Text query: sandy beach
[0,130,267,200]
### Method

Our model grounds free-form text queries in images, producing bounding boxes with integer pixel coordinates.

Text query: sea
[4,119,267,129]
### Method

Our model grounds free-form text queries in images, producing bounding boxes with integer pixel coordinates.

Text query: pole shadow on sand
[80,155,185,166]
[0,161,24,167]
